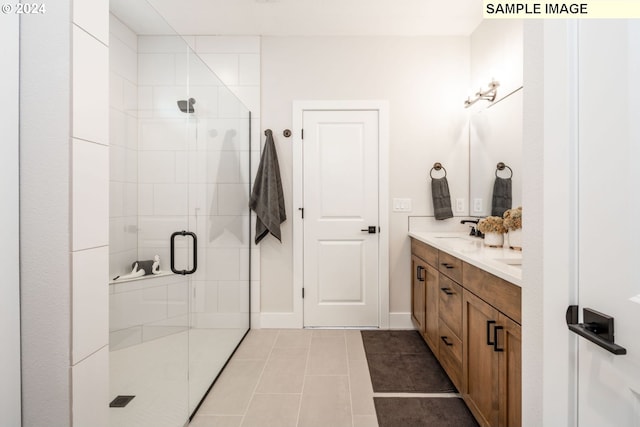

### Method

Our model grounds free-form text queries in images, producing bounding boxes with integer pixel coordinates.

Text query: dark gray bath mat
[361,330,456,393]
[374,397,479,427]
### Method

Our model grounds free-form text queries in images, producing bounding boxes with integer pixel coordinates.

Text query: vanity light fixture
[464,79,500,108]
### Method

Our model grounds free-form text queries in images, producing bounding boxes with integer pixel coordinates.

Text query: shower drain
[109,395,135,408]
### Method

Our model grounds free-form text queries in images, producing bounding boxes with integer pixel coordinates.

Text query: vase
[483,232,504,248]
[508,229,522,251]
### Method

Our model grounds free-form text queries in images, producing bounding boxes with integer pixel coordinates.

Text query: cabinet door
[424,263,440,353]
[497,313,521,427]
[463,290,500,427]
[411,256,426,334]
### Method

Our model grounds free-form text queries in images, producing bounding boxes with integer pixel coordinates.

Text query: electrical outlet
[473,198,483,213]
[455,198,465,213]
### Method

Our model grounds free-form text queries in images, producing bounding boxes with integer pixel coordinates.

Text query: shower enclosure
[108,2,251,426]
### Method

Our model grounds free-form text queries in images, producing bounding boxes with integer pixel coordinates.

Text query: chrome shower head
[177,98,196,113]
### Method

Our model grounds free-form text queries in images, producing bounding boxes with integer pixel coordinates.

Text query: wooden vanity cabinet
[498,312,521,427]
[437,267,463,391]
[462,263,522,427]
[411,255,426,334]
[410,238,521,427]
[410,240,439,353]
[424,263,440,351]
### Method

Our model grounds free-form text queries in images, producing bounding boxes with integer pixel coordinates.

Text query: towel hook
[495,162,513,178]
[430,162,447,179]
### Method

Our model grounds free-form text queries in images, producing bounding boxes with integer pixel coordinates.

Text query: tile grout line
[238,329,280,427]
[295,330,313,427]
[345,332,355,427]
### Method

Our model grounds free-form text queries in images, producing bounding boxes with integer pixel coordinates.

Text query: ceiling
[144,0,484,37]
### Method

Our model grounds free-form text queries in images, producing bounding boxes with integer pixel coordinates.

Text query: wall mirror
[468,88,523,217]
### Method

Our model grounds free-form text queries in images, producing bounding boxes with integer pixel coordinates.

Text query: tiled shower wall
[72,1,110,426]
[190,36,261,328]
[108,31,261,343]
[109,14,139,279]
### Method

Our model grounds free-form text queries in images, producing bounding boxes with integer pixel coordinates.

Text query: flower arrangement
[477,216,507,234]
[503,206,522,231]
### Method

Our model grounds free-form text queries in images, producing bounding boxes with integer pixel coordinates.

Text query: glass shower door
[184,49,252,414]
[109,2,251,425]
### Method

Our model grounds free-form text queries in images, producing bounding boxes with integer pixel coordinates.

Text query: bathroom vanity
[409,232,522,427]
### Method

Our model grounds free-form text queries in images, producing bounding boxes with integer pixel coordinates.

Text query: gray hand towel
[431,177,454,220]
[249,129,286,244]
[491,177,512,217]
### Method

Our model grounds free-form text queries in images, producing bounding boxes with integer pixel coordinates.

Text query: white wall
[0,11,21,427]
[260,36,470,320]
[522,20,577,427]
[20,0,110,425]
[20,2,73,424]
[470,20,523,102]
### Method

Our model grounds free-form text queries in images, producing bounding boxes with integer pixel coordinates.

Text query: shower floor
[110,328,248,427]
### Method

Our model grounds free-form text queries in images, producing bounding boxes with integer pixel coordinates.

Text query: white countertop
[409,231,522,287]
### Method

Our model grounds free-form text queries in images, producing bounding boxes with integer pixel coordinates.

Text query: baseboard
[260,312,301,329]
[389,312,414,330]
[250,313,261,329]
[258,312,412,330]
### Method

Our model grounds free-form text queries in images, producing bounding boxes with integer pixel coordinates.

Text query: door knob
[360,226,377,234]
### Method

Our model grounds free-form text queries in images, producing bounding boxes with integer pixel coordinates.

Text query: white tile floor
[189,329,378,427]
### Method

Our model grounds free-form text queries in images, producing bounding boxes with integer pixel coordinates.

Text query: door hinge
[298,207,304,219]
[302,288,305,298]
[301,129,304,139]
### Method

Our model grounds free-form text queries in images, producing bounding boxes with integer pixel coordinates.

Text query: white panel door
[576,20,640,426]
[303,110,379,327]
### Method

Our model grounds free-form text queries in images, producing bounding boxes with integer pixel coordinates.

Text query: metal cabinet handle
[440,287,455,295]
[486,320,496,345]
[441,336,453,346]
[441,262,455,269]
[416,266,425,282]
[493,325,504,352]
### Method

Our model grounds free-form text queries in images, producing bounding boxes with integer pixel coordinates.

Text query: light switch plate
[392,198,412,212]
[455,198,465,213]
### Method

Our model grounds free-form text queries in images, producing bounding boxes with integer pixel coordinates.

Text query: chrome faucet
[460,219,483,238]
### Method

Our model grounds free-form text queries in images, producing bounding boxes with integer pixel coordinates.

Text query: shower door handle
[170,231,198,275]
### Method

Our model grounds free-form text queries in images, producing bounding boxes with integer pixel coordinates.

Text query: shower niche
[108,1,251,426]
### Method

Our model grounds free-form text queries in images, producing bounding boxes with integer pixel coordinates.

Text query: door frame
[292,100,389,329]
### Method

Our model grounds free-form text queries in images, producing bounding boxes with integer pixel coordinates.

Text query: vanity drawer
[463,262,521,324]
[439,275,462,338]
[411,238,438,267]
[438,321,462,390]
[438,251,463,283]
